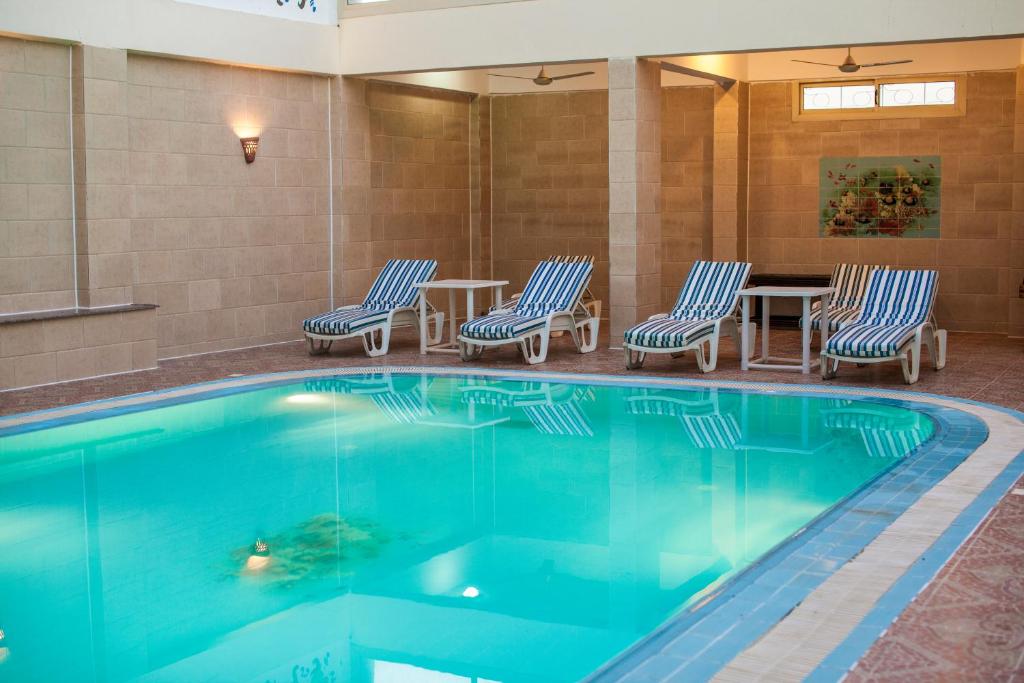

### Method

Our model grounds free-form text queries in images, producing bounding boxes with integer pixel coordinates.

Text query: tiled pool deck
[1,329,1023,681]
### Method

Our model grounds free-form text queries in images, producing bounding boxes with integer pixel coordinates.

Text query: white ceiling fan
[489,65,595,86]
[792,48,913,74]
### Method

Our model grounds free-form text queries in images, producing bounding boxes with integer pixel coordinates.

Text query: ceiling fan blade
[857,59,914,68]
[791,59,841,67]
[488,74,538,80]
[549,71,596,81]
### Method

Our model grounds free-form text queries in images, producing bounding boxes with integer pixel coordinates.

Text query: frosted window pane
[924,81,956,105]
[880,82,955,107]
[803,87,842,110]
[840,85,875,109]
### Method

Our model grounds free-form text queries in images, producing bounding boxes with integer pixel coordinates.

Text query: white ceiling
[376,37,1023,94]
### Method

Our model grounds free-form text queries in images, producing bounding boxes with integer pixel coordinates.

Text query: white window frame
[792,75,965,121]
[340,0,532,18]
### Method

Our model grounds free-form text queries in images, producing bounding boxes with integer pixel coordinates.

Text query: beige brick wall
[490,91,609,311]
[0,308,157,390]
[1010,65,1024,338]
[0,37,75,314]
[124,54,331,358]
[364,82,472,301]
[661,85,714,309]
[747,71,1018,333]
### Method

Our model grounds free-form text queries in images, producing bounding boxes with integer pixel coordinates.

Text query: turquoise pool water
[0,374,935,683]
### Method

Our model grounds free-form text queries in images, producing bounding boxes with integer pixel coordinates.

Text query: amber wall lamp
[240,136,259,163]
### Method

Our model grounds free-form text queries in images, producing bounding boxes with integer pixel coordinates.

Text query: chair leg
[362,327,391,357]
[696,333,720,373]
[821,354,839,380]
[521,332,550,365]
[933,329,947,370]
[900,342,921,384]
[625,347,646,370]
[576,317,599,353]
[459,339,484,362]
[307,337,332,356]
[429,312,445,345]
[923,326,947,371]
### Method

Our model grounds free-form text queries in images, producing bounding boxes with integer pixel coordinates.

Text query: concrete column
[330,76,372,307]
[469,95,493,310]
[608,57,661,345]
[71,46,133,308]
[710,81,749,262]
[1010,65,1024,337]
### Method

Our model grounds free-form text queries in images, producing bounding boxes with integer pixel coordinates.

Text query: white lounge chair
[808,263,888,332]
[458,258,596,364]
[821,269,947,385]
[623,260,753,372]
[302,259,443,357]
[493,255,602,342]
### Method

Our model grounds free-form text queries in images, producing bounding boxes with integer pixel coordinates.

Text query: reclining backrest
[856,269,938,326]
[514,259,594,317]
[671,261,752,320]
[362,259,438,310]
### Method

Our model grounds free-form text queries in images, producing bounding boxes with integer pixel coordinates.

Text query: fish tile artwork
[819,156,941,238]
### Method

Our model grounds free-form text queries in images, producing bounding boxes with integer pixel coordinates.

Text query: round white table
[738,285,835,374]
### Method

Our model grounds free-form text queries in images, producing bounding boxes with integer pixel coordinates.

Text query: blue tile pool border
[0,366,1017,682]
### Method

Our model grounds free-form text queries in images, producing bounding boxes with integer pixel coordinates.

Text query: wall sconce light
[240,136,259,164]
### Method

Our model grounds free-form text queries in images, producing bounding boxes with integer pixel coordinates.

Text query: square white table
[416,279,509,355]
[738,286,834,374]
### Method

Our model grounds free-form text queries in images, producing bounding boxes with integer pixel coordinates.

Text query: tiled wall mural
[820,156,941,238]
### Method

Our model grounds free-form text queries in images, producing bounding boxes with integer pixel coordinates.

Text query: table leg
[740,295,750,371]
[466,288,475,327]
[801,295,811,374]
[448,289,457,347]
[820,292,831,353]
[761,296,770,362]
[494,285,503,310]
[419,289,427,355]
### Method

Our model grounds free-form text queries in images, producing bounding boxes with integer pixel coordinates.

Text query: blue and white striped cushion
[515,259,593,317]
[362,259,437,310]
[670,261,752,319]
[808,264,887,332]
[623,317,717,349]
[523,403,594,437]
[825,270,937,358]
[303,308,390,336]
[460,313,547,340]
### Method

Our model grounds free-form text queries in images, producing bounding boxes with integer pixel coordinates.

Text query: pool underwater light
[462,586,480,598]
[246,539,271,571]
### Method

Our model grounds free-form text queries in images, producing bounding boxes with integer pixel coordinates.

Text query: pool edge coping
[1,366,1021,682]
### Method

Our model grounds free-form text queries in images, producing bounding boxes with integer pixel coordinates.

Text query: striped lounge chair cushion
[460,313,547,340]
[362,258,437,310]
[623,317,717,348]
[624,260,751,349]
[824,269,937,359]
[303,307,391,335]
[523,403,594,437]
[670,261,752,319]
[460,259,593,340]
[808,264,886,332]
